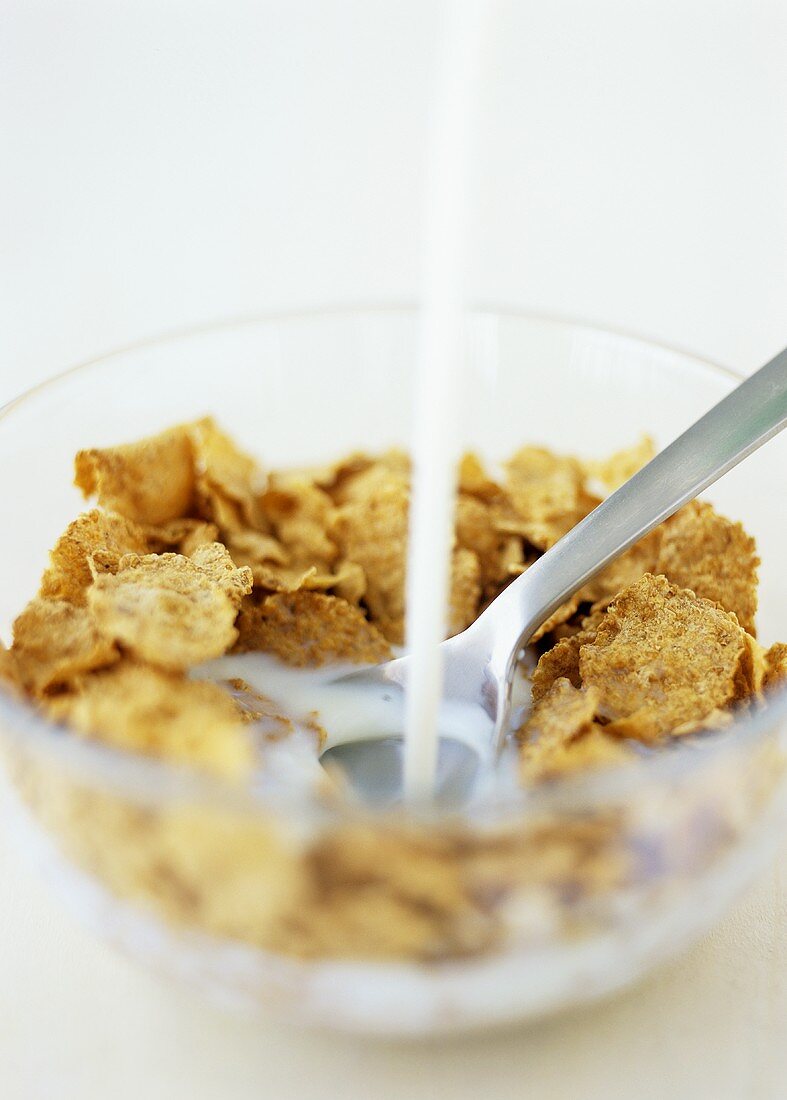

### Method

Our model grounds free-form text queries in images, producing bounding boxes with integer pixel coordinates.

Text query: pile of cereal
[1,418,785,786]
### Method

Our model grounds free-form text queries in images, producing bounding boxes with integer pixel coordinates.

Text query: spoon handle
[481,346,787,670]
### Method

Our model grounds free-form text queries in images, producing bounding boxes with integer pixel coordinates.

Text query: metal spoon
[322,347,787,803]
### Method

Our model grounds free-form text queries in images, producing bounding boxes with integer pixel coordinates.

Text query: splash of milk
[403,0,489,800]
[201,652,499,804]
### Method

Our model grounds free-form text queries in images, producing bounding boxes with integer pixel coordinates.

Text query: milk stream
[403,0,489,800]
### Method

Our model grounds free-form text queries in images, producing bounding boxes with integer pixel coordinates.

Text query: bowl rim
[0,301,745,420]
[0,305,784,822]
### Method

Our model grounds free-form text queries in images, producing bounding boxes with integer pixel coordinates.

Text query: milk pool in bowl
[0,309,785,1035]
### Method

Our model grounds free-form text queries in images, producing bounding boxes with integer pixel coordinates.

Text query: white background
[1,2,786,1097]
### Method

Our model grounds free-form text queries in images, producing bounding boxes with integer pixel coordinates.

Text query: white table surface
[1,3,785,1097]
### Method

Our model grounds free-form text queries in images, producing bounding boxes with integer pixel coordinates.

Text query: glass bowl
[0,309,785,1036]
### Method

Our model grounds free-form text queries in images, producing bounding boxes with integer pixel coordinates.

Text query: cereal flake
[75,426,195,525]
[518,678,630,781]
[234,591,392,666]
[47,662,253,778]
[583,435,655,493]
[579,574,748,741]
[656,501,759,633]
[505,446,598,550]
[39,510,149,605]
[12,598,119,694]
[333,472,408,643]
[88,550,251,669]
